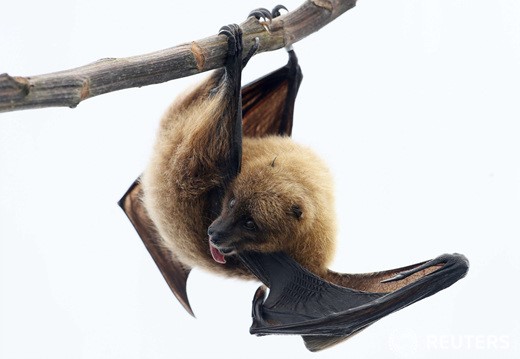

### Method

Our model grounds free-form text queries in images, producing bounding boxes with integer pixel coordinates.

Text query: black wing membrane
[118,50,303,315]
[238,251,469,352]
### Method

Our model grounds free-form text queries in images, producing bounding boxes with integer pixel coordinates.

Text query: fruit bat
[119,8,469,352]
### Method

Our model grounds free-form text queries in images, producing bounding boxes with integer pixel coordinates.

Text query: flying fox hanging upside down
[119,8,469,352]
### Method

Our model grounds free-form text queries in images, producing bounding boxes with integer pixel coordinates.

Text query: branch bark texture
[0,0,357,113]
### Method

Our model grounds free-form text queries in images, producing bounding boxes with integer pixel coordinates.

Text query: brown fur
[212,136,337,276]
[141,71,337,279]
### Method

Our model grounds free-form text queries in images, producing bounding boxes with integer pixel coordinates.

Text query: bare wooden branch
[0,0,357,113]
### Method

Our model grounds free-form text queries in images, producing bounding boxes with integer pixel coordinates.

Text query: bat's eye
[229,198,236,208]
[243,218,256,230]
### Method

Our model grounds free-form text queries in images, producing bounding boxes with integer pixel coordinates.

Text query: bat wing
[119,50,304,315]
[242,50,302,138]
[238,251,469,352]
[118,179,194,316]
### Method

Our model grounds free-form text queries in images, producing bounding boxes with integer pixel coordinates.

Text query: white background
[1,0,519,358]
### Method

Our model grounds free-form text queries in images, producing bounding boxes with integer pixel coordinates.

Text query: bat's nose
[208,226,223,244]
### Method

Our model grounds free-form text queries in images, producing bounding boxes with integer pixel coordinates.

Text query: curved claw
[218,24,241,39]
[272,4,288,18]
[248,7,273,23]
[248,7,273,32]
[251,285,268,330]
[218,24,243,59]
[242,37,260,68]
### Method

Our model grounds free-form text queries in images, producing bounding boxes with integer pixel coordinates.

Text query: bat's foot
[248,5,288,22]
[219,24,259,69]
[217,24,243,94]
[248,8,273,23]
[242,5,289,67]
[219,24,243,61]
[242,5,288,66]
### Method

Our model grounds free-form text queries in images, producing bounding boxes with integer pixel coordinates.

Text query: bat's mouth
[209,238,235,264]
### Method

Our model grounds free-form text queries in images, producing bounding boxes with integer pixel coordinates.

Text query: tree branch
[0,0,357,113]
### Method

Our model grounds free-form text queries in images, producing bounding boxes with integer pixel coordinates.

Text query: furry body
[141,70,336,278]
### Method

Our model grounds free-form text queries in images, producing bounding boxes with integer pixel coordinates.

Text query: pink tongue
[209,238,226,264]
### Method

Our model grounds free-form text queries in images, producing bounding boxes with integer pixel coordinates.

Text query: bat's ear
[291,204,303,219]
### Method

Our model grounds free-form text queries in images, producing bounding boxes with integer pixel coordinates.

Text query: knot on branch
[311,0,334,12]
[0,74,30,102]
[190,42,206,72]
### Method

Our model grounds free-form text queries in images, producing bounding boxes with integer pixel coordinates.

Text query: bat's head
[207,184,305,264]
[207,137,337,274]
